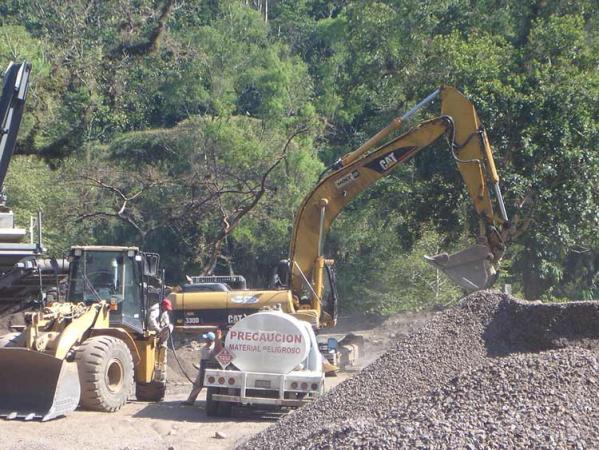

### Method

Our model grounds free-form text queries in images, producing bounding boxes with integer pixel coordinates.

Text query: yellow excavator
[172,86,509,332]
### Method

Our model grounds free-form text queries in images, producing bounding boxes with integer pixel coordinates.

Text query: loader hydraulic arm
[288,86,508,324]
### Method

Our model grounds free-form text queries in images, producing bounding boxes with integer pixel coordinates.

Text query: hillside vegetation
[0,0,597,313]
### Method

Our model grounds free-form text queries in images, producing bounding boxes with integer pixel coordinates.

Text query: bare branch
[74,210,144,236]
[83,175,146,202]
[76,174,152,240]
[200,127,308,273]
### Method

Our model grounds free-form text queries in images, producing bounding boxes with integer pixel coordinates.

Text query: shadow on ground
[132,400,212,422]
[133,400,283,422]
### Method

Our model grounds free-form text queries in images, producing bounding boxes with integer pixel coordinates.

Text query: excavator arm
[288,86,508,325]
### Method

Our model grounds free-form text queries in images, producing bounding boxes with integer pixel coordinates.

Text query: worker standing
[148,298,174,347]
[148,298,174,383]
[183,329,222,406]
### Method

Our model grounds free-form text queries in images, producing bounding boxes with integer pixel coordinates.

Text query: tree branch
[110,0,175,58]
[200,126,308,273]
[77,175,150,240]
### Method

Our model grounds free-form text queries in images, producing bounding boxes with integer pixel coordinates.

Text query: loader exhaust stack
[424,244,497,293]
[0,348,80,421]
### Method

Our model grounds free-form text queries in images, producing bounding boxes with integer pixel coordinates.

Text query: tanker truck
[202,311,324,417]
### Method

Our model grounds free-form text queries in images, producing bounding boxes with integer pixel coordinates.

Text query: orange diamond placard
[215,348,234,369]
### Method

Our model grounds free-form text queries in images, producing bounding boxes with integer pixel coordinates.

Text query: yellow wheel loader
[0,246,167,421]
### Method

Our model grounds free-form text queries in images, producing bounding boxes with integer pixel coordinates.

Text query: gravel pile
[241,290,599,449]
[303,348,599,449]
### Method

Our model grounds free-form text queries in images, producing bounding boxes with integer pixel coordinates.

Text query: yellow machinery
[173,86,508,331]
[171,278,296,331]
[0,246,167,421]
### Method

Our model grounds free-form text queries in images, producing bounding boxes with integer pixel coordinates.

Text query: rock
[215,431,228,439]
[239,291,599,449]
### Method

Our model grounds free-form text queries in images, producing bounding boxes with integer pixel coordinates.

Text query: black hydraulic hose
[325,264,340,324]
[167,329,196,384]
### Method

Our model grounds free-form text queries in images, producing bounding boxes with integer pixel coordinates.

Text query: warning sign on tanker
[225,312,310,374]
[215,348,234,369]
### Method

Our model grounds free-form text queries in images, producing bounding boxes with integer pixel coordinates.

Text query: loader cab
[65,246,161,334]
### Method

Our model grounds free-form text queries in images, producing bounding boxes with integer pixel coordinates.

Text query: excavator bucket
[0,348,80,421]
[424,244,497,293]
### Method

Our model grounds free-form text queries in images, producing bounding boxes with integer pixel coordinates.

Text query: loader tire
[76,335,134,412]
[136,381,166,402]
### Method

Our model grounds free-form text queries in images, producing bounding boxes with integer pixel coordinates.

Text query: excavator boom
[288,86,508,321]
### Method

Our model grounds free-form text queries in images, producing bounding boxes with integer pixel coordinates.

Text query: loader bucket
[0,348,80,421]
[424,244,497,293]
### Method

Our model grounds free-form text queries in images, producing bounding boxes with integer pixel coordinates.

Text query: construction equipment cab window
[67,247,144,332]
[68,250,138,302]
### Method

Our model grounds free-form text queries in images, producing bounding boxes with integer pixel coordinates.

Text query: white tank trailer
[203,311,324,417]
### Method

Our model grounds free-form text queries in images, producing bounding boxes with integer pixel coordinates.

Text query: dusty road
[0,310,428,450]
[0,360,355,450]
[1,386,256,450]
[1,381,354,450]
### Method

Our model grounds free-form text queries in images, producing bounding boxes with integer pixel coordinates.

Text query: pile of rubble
[242,291,599,449]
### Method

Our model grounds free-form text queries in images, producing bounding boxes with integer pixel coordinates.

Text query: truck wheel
[206,387,219,417]
[136,381,166,402]
[217,399,232,417]
[76,335,134,412]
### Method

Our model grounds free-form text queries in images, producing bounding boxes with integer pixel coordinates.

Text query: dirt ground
[1,387,263,450]
[0,380,362,450]
[0,310,431,450]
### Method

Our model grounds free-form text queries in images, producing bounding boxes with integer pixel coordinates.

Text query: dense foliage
[1,0,597,313]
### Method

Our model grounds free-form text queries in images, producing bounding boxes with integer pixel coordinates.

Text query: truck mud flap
[0,348,80,421]
[424,244,497,293]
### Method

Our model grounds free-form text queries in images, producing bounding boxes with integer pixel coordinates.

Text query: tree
[73,116,322,280]
[299,2,598,302]
[1,0,596,309]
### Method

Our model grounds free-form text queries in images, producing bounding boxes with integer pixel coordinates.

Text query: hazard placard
[215,348,234,369]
